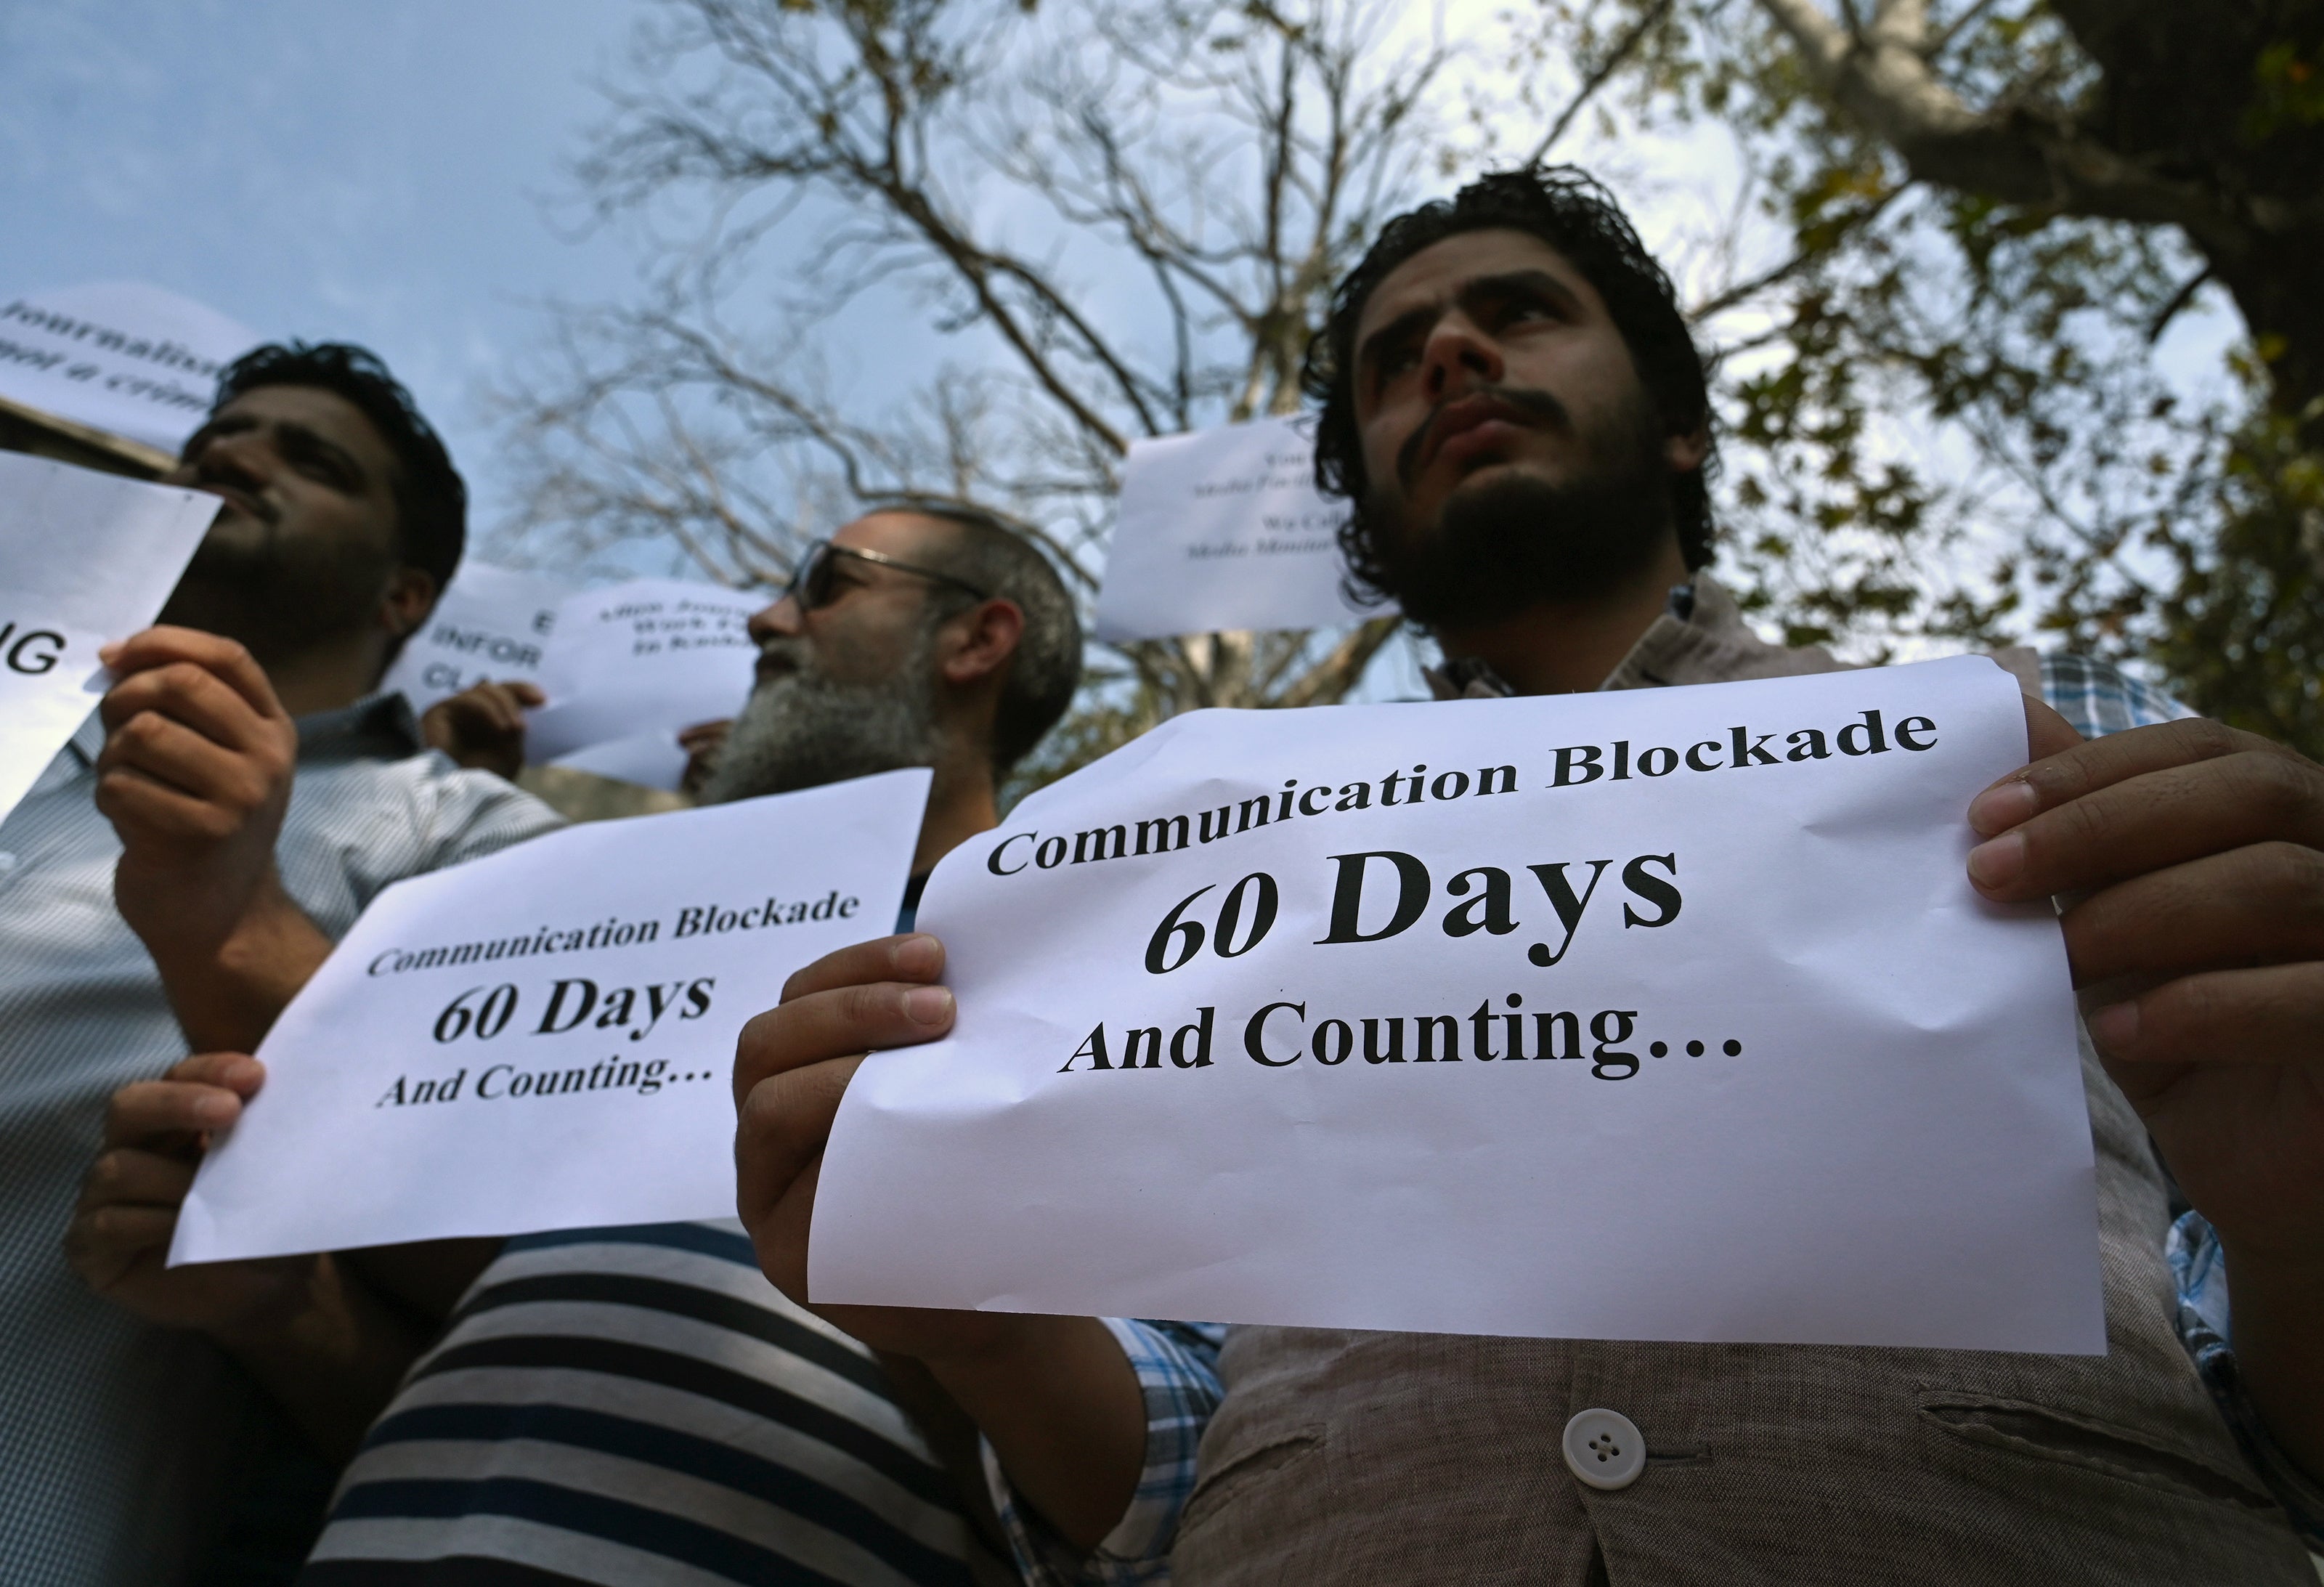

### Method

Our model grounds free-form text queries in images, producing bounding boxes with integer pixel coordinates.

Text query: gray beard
[697,630,943,804]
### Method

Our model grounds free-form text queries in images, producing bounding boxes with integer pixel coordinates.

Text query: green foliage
[2148,391,2324,746]
[2247,41,2324,140]
[1512,0,2324,755]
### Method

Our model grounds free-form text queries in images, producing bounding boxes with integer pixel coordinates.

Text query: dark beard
[155,527,394,665]
[1349,395,1673,630]
[697,626,943,804]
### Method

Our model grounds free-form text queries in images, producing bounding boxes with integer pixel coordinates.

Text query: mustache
[751,636,816,682]
[1394,386,1572,495]
[191,468,280,527]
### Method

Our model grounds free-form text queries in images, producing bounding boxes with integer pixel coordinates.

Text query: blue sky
[1,1,2242,679]
[1,0,651,528]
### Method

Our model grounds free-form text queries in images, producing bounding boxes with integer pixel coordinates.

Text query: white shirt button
[1562,1408,1646,1490]
[0,852,17,874]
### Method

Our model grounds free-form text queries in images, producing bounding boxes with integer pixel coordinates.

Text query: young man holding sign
[6,343,563,1586]
[732,169,2324,1583]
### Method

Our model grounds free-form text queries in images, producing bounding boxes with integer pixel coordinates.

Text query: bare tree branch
[1753,0,2238,241]
[1526,0,1676,166]
[506,0,1464,755]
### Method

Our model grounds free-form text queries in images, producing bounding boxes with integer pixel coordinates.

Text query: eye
[1372,338,1423,391]
[283,440,351,488]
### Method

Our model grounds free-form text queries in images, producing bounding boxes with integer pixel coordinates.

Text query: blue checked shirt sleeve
[2168,1213,2324,1546]
[2036,652,2195,737]
[985,1318,1225,1586]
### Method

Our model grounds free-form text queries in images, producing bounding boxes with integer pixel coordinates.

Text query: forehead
[200,384,397,474]
[1354,227,1606,345]
[832,510,954,561]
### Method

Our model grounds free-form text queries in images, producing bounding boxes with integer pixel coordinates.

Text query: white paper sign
[0,283,257,452]
[1093,415,1386,642]
[379,562,579,716]
[812,658,2103,1353]
[0,453,221,822]
[171,768,931,1264]
[524,578,762,790]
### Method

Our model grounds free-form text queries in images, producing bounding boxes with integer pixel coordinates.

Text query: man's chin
[1449,450,1578,499]
[179,516,280,575]
[1402,458,1560,540]
[1362,446,1675,628]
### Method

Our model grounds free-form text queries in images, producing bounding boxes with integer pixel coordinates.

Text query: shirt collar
[67,689,425,770]
[1426,572,1848,701]
[296,691,426,761]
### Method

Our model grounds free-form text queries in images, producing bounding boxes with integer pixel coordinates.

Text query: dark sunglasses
[784,538,990,612]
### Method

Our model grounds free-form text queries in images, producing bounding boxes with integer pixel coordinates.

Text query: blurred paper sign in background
[1093,415,1389,642]
[0,283,256,457]
[380,563,578,716]
[386,567,762,792]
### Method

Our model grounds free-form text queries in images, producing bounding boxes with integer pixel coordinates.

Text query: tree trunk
[2048,0,2324,417]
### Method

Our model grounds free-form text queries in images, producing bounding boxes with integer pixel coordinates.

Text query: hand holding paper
[1963,705,2324,1474]
[810,657,2105,1352]
[420,678,547,777]
[1963,700,2324,1253]
[171,768,932,1265]
[381,566,761,790]
[734,935,988,1350]
[95,625,326,1053]
[68,1048,470,1458]
[67,1051,307,1337]
[731,932,1155,1549]
[524,578,761,789]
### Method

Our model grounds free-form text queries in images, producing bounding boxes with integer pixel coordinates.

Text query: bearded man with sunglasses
[285,500,1080,1586]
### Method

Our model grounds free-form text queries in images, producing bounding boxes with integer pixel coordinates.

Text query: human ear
[940,598,1025,687]
[1663,421,1710,476]
[379,567,439,640]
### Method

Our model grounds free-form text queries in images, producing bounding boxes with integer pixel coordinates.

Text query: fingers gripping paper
[524,579,761,789]
[811,658,2104,1352]
[171,769,930,1264]
[379,569,758,792]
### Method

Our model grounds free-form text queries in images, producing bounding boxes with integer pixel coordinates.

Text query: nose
[190,426,274,493]
[1420,313,1504,402]
[748,595,803,646]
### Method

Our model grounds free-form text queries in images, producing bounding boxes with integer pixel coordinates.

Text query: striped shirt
[0,696,562,1587]
[299,1222,998,1587]
[298,877,998,1587]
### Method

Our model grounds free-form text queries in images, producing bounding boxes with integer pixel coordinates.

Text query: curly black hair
[1303,166,1718,579]
[208,341,466,593]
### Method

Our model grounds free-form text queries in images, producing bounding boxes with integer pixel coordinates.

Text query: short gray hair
[861,496,1083,775]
